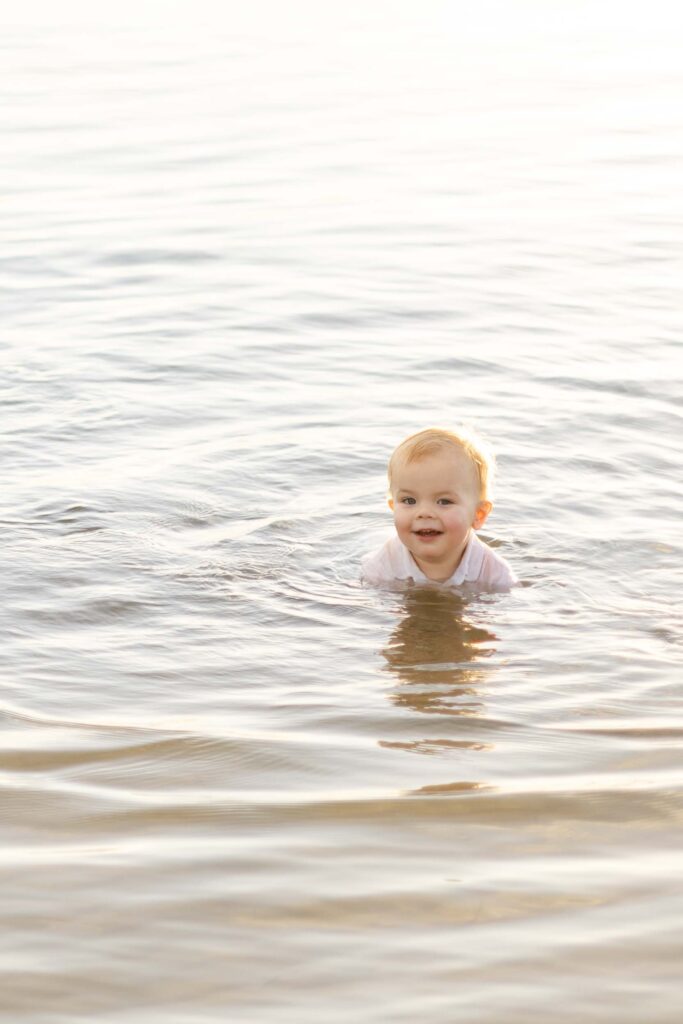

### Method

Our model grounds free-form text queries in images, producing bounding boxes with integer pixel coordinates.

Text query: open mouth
[414,529,443,537]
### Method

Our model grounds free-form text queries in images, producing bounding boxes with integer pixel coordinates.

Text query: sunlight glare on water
[1,1,682,1021]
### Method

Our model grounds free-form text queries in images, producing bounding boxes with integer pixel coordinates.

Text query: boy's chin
[412,550,442,563]
[407,541,445,561]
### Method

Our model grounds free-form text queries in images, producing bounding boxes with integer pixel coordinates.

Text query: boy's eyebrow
[396,487,460,496]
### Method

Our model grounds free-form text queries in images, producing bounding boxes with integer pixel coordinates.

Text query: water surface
[2,3,682,1021]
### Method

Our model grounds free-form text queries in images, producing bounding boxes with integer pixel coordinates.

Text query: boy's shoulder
[469,533,518,589]
[360,535,412,585]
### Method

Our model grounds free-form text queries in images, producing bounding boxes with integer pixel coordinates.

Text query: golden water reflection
[380,588,498,772]
[382,587,498,713]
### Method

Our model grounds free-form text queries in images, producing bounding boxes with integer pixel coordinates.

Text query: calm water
[2,3,682,1021]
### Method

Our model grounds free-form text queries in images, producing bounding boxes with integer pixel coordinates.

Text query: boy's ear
[387,495,394,510]
[473,500,492,529]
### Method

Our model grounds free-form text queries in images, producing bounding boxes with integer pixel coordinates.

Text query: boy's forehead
[393,448,478,488]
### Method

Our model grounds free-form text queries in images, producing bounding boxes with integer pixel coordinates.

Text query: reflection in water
[379,738,492,754]
[379,588,499,793]
[381,586,498,719]
[408,779,495,796]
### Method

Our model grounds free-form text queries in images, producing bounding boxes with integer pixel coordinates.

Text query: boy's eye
[437,498,454,505]
[400,497,416,505]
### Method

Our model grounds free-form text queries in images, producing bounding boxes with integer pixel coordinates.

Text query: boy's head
[388,427,495,502]
[386,427,496,579]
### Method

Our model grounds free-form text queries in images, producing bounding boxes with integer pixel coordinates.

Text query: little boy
[361,427,518,590]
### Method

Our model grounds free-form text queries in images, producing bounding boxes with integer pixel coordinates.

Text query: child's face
[388,448,492,581]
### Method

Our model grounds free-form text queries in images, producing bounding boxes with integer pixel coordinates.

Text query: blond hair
[388,427,496,501]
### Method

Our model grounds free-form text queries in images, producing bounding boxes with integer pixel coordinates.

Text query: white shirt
[361,530,518,591]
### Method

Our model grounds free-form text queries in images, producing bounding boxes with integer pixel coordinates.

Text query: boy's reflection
[380,586,497,724]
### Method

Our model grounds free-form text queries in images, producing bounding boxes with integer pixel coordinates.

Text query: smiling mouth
[414,529,443,537]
